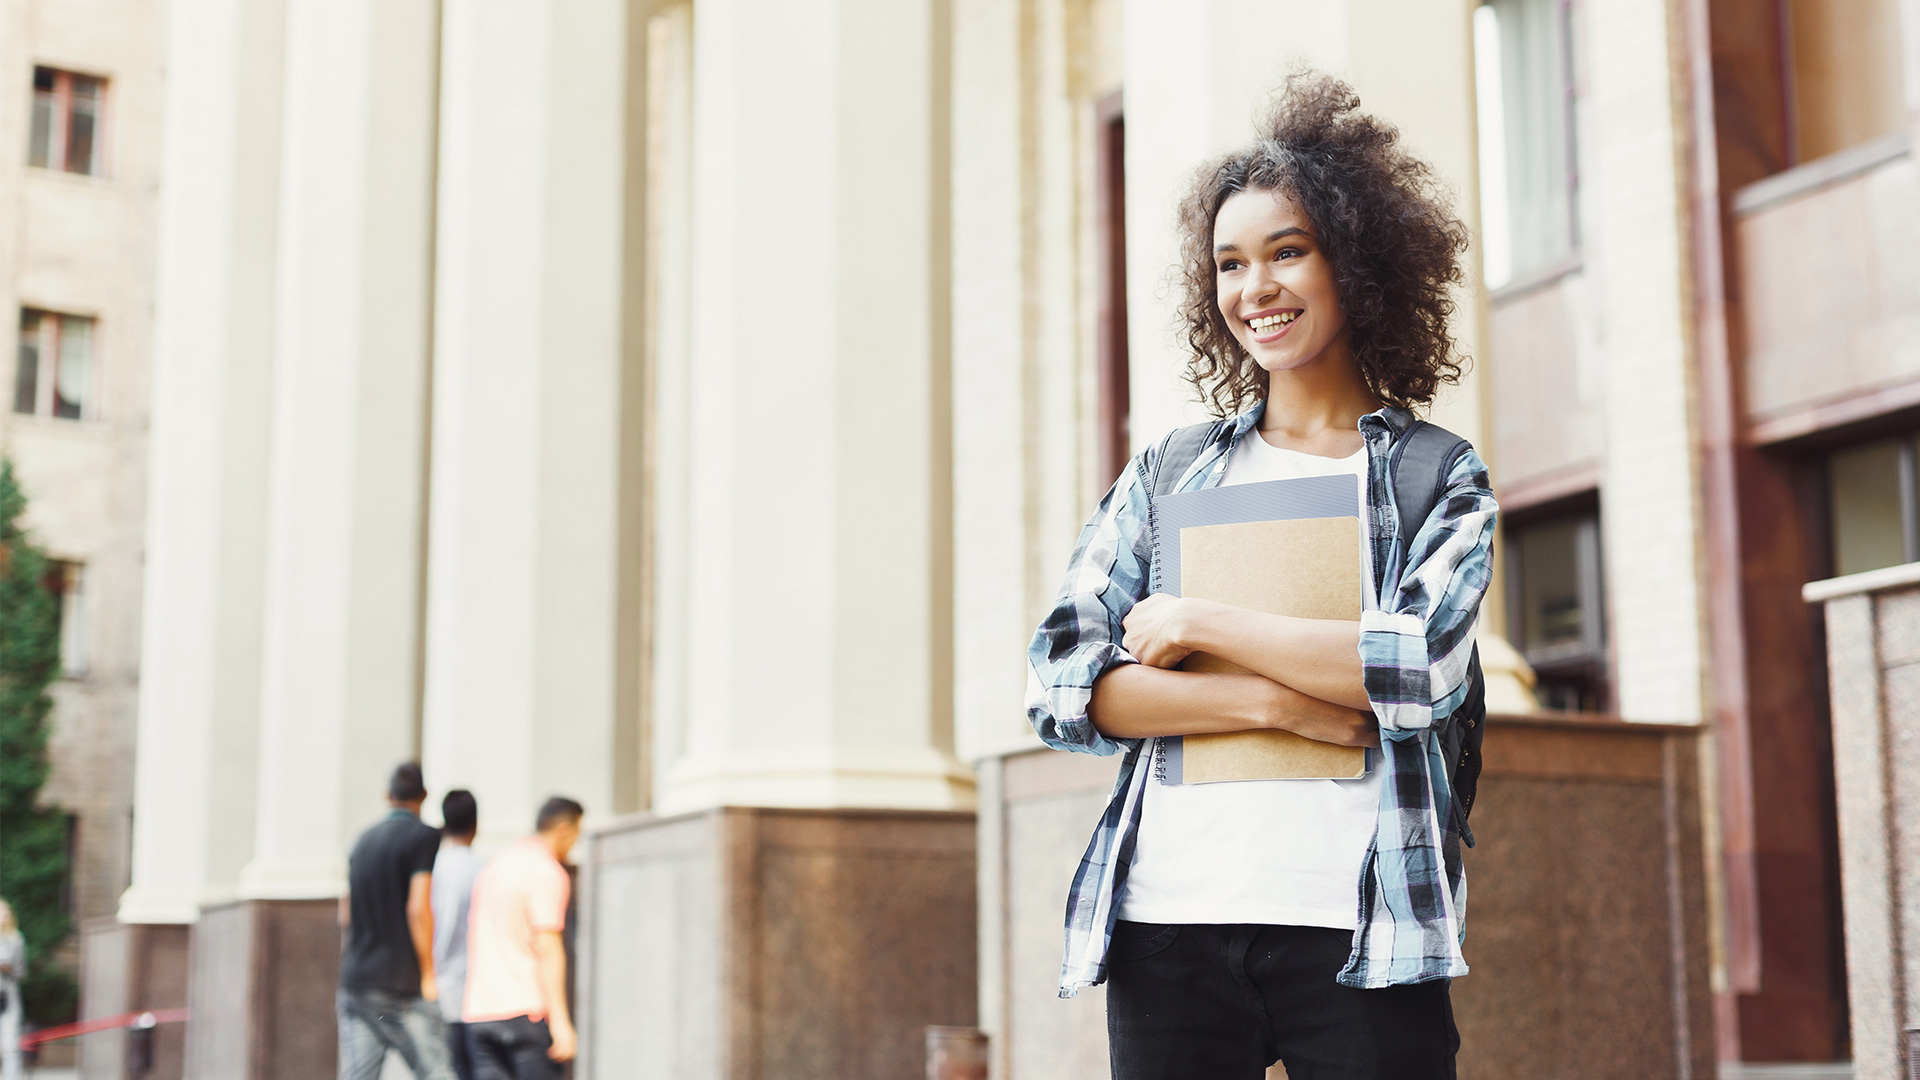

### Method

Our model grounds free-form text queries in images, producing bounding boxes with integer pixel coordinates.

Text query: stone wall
[1807,563,1920,1080]
[977,716,1716,1080]
[575,807,978,1080]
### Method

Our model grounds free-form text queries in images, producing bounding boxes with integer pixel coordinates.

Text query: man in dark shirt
[337,762,456,1080]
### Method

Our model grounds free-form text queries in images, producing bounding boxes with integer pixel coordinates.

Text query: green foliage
[0,460,75,1025]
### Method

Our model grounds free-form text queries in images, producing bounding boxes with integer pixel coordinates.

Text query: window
[1506,505,1607,711]
[29,66,105,177]
[17,309,96,420]
[47,561,88,678]
[1473,0,1578,288]
[1827,435,1918,577]
[1784,0,1905,164]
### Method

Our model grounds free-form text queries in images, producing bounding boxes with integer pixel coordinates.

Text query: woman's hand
[1121,594,1193,668]
[1122,594,1219,669]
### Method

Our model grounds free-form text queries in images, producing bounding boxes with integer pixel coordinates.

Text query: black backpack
[1147,419,1486,842]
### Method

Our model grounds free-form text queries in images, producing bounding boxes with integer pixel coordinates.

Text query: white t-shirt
[1115,432,1382,928]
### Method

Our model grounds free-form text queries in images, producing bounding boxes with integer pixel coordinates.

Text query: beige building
[13,0,1915,1078]
[0,0,164,999]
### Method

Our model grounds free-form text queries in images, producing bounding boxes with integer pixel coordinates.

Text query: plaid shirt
[1026,404,1498,996]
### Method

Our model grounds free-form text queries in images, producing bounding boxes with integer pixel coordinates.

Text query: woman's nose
[1245,264,1281,305]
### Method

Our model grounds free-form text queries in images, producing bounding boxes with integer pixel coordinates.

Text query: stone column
[234,0,438,902]
[1806,563,1920,1080]
[120,0,285,930]
[1585,0,1709,724]
[113,3,289,1076]
[651,0,971,813]
[418,0,639,842]
[184,2,438,1076]
[574,1,979,1070]
[1121,0,1350,447]
[950,0,1113,766]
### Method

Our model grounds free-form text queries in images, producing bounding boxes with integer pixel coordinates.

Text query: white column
[1122,0,1349,450]
[419,0,633,841]
[654,0,971,812]
[235,0,439,899]
[1586,0,1709,723]
[950,0,1034,765]
[120,0,287,924]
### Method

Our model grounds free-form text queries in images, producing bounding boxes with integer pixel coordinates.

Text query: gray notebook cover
[1147,472,1361,785]
[1150,473,1360,596]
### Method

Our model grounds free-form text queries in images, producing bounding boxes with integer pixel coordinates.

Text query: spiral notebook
[1151,473,1367,783]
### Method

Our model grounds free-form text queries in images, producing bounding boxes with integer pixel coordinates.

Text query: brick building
[0,0,164,1035]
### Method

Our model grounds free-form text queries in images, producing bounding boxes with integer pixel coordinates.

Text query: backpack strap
[1151,421,1227,499]
[1387,419,1471,577]
[1386,418,1484,844]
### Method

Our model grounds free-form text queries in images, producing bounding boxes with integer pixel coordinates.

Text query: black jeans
[1105,922,1457,1080]
[447,1020,473,1080]
[465,1015,559,1080]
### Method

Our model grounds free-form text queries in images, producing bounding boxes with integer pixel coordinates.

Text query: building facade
[29,0,1920,1077]
[0,0,164,1009]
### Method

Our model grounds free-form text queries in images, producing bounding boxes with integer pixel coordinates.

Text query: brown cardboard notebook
[1178,515,1366,781]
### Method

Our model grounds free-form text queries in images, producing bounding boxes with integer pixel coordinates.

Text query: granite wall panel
[980,719,1715,1080]
[576,808,977,1080]
[182,899,337,1080]
[78,919,189,1080]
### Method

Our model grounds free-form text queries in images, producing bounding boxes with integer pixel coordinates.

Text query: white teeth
[1249,312,1298,332]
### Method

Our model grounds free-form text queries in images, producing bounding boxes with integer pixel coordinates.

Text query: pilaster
[120,0,287,925]
[236,0,439,899]
[419,0,639,837]
[655,0,972,813]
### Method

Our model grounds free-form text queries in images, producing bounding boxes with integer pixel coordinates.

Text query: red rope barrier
[18,1008,189,1048]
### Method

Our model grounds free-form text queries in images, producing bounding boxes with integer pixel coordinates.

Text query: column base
[78,920,190,1080]
[658,746,978,815]
[575,806,977,1080]
[183,899,339,1080]
[114,887,210,926]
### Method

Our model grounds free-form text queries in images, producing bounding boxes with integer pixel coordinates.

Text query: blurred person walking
[433,790,482,1080]
[0,899,22,1080]
[337,763,456,1080]
[461,797,582,1080]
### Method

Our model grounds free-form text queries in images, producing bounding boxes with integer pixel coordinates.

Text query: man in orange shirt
[460,797,582,1080]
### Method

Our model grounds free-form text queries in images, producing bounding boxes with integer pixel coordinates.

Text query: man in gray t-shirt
[432,790,482,1080]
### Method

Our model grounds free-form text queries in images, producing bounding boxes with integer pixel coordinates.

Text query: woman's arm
[1120,593,1370,711]
[1089,663,1379,747]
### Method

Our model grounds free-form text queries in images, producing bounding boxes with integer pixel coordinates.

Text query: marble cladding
[76,920,188,1080]
[977,718,1715,1080]
[182,899,339,1080]
[1812,573,1920,1080]
[576,807,978,1080]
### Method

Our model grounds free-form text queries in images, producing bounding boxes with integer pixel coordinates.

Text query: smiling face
[1213,187,1350,380]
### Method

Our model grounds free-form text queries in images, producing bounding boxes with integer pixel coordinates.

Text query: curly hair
[1176,70,1471,416]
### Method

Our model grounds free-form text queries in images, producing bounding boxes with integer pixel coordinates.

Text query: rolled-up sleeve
[1361,447,1498,736]
[1026,454,1156,756]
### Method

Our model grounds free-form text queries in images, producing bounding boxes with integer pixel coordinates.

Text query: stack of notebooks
[1151,472,1367,783]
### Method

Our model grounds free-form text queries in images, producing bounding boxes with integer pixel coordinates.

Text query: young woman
[0,899,22,1080]
[1027,73,1497,1079]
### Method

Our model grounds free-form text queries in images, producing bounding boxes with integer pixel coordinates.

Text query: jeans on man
[465,1015,559,1080]
[447,1020,474,1080]
[336,988,457,1080]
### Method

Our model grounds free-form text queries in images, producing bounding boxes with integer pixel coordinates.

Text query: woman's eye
[1218,260,1243,272]
[1276,247,1303,260]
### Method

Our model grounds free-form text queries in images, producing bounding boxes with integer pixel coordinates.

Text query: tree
[0,460,77,1025]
